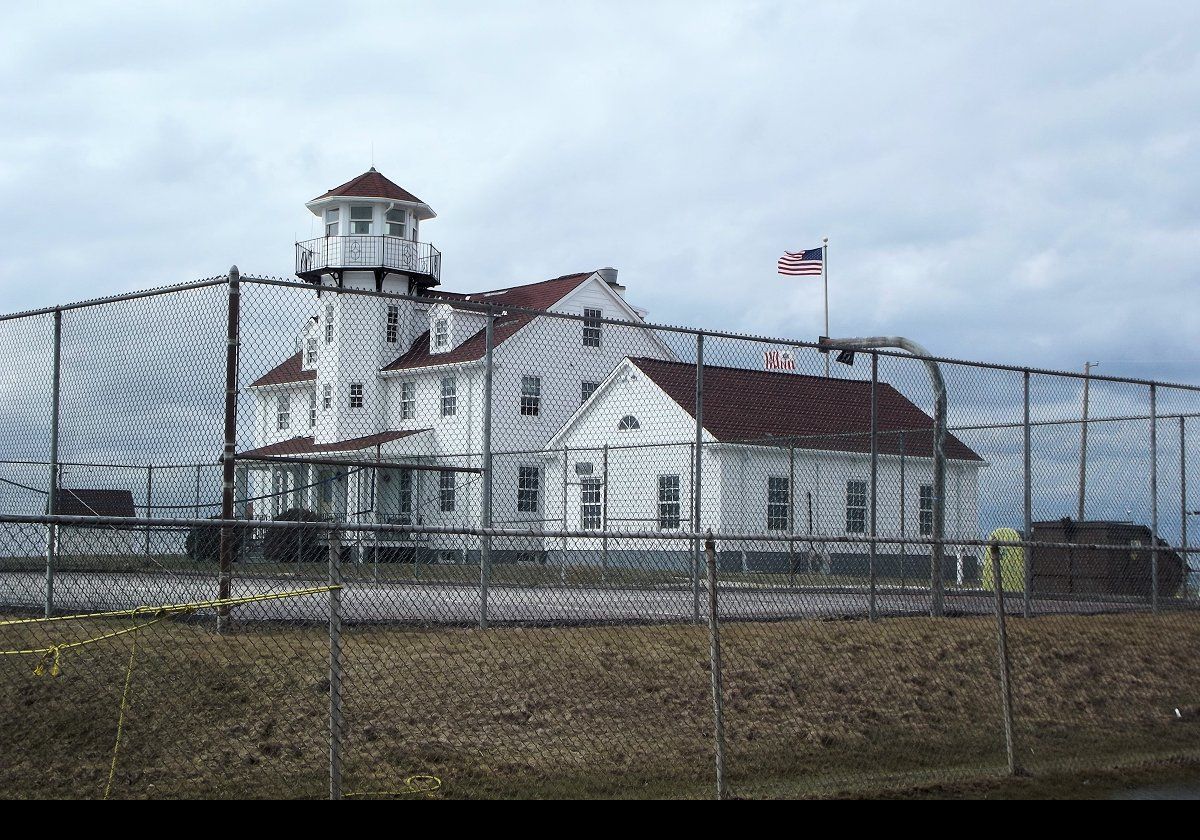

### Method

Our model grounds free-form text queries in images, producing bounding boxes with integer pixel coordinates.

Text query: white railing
[295,236,441,283]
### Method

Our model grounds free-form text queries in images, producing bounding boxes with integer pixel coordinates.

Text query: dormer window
[324,305,334,343]
[305,337,317,366]
[324,208,339,237]
[386,209,407,238]
[350,206,372,234]
[433,318,449,350]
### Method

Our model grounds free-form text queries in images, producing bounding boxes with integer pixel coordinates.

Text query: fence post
[869,352,878,620]
[1150,384,1159,612]
[704,532,728,800]
[194,464,201,520]
[44,307,62,618]
[218,266,240,634]
[1181,416,1188,598]
[145,465,153,560]
[479,306,495,630]
[788,445,795,587]
[561,446,568,585]
[1022,371,1033,618]
[601,444,609,581]
[899,430,906,591]
[990,542,1018,776]
[693,333,705,624]
[328,528,344,800]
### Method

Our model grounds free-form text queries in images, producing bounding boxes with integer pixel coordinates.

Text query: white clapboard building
[241,169,984,570]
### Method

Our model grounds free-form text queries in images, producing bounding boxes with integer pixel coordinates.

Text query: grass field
[2,609,1199,799]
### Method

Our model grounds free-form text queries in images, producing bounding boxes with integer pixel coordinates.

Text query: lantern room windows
[350,206,373,234]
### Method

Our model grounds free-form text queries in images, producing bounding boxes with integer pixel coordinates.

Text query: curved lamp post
[819,336,948,617]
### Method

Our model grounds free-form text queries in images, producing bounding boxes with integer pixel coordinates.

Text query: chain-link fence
[1,271,1197,798]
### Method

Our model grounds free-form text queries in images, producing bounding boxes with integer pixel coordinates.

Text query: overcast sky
[2,1,1198,384]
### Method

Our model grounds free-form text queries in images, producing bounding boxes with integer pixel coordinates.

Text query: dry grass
[2,610,1199,799]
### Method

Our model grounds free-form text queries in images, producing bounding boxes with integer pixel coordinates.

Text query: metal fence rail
[0,271,1197,799]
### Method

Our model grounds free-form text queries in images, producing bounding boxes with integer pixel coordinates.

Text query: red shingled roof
[312,169,425,205]
[383,272,594,371]
[249,352,316,388]
[239,429,429,459]
[52,488,136,517]
[630,358,983,462]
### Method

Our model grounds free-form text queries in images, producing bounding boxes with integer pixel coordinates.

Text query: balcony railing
[295,235,442,285]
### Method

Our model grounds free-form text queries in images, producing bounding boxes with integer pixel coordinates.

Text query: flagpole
[822,236,830,377]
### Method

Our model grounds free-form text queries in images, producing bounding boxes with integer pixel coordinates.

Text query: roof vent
[597,267,619,286]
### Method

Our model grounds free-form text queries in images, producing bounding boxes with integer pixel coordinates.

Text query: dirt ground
[2,609,1199,799]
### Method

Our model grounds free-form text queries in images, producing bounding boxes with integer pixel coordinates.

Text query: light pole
[1077,361,1098,522]
[819,335,948,617]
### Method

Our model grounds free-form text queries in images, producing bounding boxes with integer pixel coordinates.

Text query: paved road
[0,571,1170,625]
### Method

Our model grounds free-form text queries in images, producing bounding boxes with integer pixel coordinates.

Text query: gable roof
[629,358,983,462]
[312,168,425,205]
[249,352,316,388]
[383,272,594,371]
[52,488,136,518]
[239,429,429,459]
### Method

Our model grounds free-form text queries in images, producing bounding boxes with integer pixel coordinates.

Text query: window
[846,480,867,534]
[322,383,333,410]
[305,337,317,366]
[520,375,541,416]
[768,476,790,531]
[276,394,290,431]
[658,476,681,530]
[433,318,449,350]
[919,484,934,537]
[400,381,416,420]
[308,390,317,428]
[441,377,457,416]
[386,208,407,238]
[386,305,399,343]
[617,415,640,431]
[439,471,456,512]
[350,205,372,234]
[324,305,334,344]
[581,478,602,529]
[349,382,364,409]
[518,466,540,513]
[583,308,602,348]
[324,207,339,237]
[581,381,599,404]
[397,469,413,523]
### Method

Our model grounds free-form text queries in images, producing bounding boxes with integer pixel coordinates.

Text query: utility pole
[1077,361,1098,522]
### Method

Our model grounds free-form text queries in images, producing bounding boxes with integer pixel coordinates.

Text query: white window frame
[919,484,934,537]
[433,318,449,350]
[400,381,416,420]
[846,480,867,534]
[322,383,333,410]
[349,205,373,235]
[581,381,599,404]
[305,337,318,366]
[658,475,681,530]
[439,470,456,512]
[581,478,602,530]
[349,381,364,409]
[583,308,602,348]
[520,375,541,417]
[276,394,290,431]
[386,304,400,344]
[441,377,457,416]
[386,208,407,238]
[517,465,540,513]
[324,305,334,344]
[618,415,640,431]
[308,390,317,428]
[767,476,789,531]
[324,207,339,237]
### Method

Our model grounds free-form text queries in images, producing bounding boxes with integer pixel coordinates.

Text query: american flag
[777,247,823,276]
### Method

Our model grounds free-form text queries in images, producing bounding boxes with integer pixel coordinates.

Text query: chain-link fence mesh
[1,271,1197,798]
